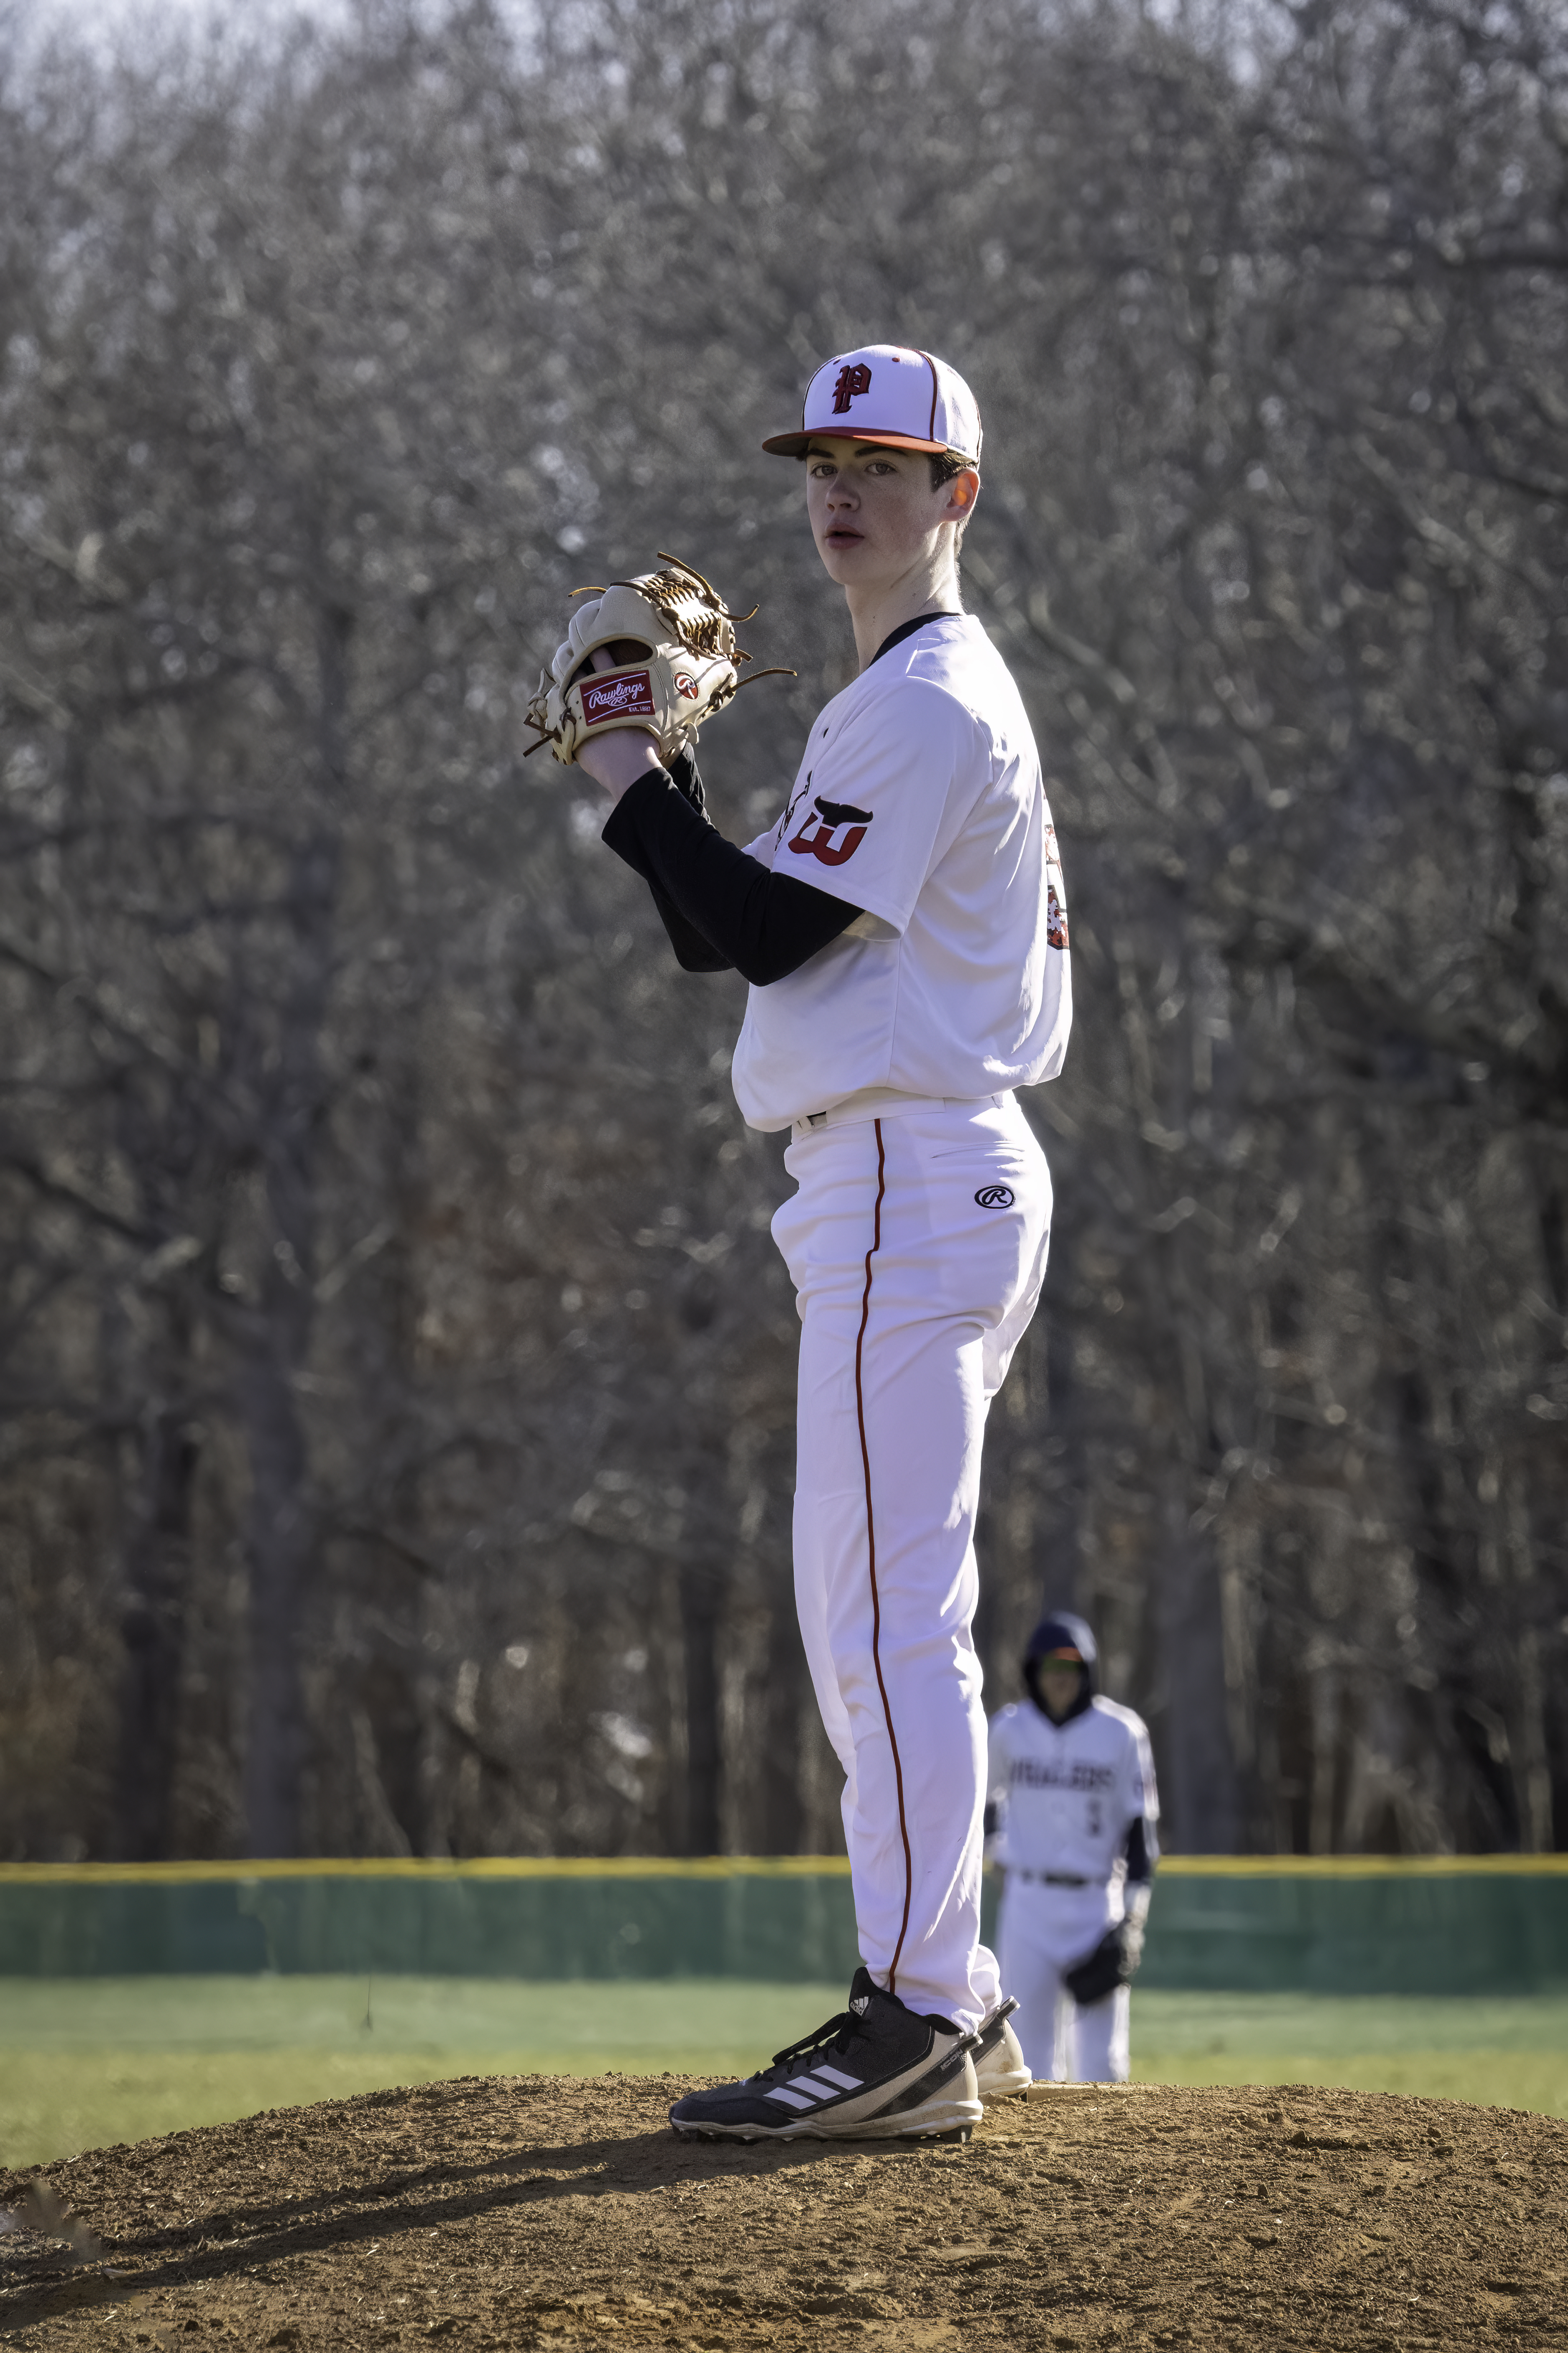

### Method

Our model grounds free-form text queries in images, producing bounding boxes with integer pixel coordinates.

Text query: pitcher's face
[804,436,977,593]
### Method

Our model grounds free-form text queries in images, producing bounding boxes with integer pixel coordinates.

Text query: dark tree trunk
[679,1562,721,1855]
[1151,1508,1241,1854]
[237,602,349,1857]
[112,1403,199,1860]
[759,1583,806,1855]
[239,1342,314,1856]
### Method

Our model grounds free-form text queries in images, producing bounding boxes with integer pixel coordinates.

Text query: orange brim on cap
[760,426,953,458]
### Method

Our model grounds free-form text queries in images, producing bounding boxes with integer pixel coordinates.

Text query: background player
[986,1611,1159,2085]
[567,344,1069,2139]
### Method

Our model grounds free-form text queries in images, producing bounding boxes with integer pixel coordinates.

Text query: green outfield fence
[1,1857,1565,1994]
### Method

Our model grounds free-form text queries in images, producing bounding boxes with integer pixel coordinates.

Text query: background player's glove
[523,552,791,769]
[1062,1919,1142,2007]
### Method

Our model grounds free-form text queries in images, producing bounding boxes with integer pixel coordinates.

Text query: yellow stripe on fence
[0,1854,1562,1885]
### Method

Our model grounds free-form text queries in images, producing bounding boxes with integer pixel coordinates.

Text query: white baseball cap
[762,344,982,465]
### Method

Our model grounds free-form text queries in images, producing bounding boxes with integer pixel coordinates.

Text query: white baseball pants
[771,1092,1052,2035]
[998,1878,1131,2083]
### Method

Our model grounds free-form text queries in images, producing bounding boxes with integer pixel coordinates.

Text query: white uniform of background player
[987,1611,1159,2083]
[577,344,1069,2133]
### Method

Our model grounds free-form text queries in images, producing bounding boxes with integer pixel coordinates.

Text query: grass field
[5,1976,1567,2168]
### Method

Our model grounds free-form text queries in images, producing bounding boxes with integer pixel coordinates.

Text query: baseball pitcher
[530,346,1071,2140]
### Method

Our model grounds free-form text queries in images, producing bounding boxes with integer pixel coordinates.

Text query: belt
[1010,1870,1091,1887]
[792,1087,1007,1139]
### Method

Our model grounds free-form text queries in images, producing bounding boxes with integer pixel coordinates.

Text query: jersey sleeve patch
[788,795,874,868]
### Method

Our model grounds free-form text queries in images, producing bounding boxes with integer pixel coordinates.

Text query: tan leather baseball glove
[524,552,791,768]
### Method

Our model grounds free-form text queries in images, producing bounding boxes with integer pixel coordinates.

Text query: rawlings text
[582,670,656,725]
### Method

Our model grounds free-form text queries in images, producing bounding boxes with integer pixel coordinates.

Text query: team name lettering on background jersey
[1006,1758,1118,1794]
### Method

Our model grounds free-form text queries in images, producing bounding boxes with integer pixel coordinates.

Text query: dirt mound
[2,2074,1564,2349]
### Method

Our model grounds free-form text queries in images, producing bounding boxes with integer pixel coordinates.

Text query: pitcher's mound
[2,2076,1563,2348]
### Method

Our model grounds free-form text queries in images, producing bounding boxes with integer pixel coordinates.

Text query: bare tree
[0,0,1561,1863]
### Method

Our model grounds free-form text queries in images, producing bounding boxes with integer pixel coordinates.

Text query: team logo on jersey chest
[788,794,873,868]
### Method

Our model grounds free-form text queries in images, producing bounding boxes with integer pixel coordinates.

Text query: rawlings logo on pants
[789,795,873,868]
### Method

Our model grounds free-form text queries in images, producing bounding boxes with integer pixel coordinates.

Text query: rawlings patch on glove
[523,552,792,768]
[1062,1920,1140,2007]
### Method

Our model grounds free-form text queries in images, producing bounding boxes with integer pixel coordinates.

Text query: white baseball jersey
[986,1696,1158,1886]
[729,614,1070,1133]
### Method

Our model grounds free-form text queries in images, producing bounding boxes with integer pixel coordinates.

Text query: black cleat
[668,1967,981,2143]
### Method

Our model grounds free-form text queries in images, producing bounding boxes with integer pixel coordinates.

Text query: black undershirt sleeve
[645,879,732,973]
[601,748,862,987]
[1124,1815,1156,1886]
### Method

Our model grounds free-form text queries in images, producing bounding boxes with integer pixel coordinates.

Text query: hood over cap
[1023,1610,1097,1720]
